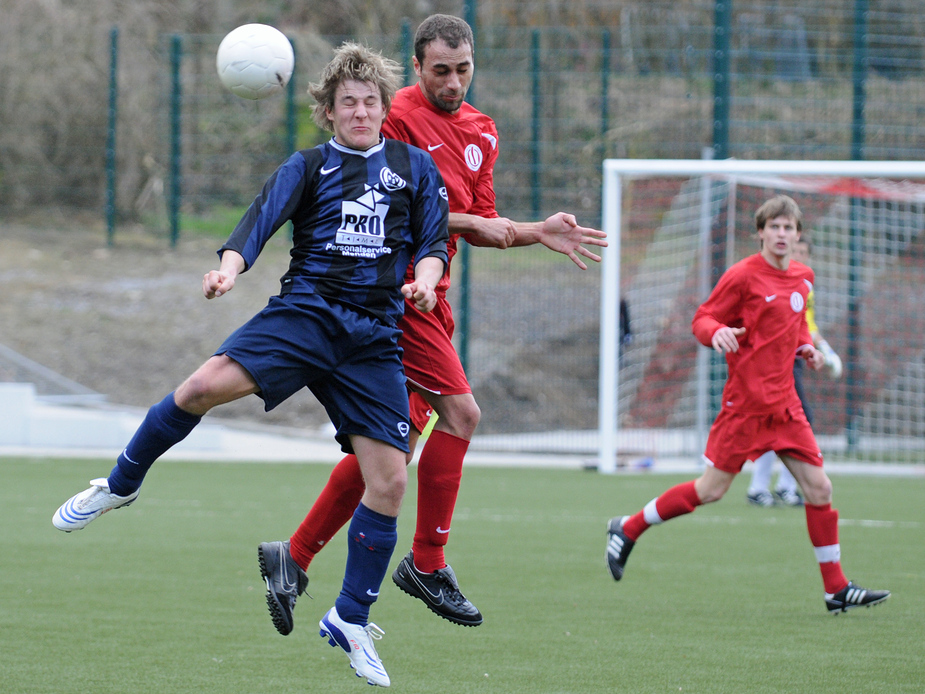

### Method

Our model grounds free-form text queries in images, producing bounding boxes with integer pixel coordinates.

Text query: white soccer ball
[216,24,294,100]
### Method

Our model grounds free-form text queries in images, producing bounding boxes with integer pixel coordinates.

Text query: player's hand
[817,339,843,379]
[402,280,437,313]
[711,326,746,353]
[203,269,236,299]
[204,250,245,299]
[539,212,608,270]
[799,345,826,371]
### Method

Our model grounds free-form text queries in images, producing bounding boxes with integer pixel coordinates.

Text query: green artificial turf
[2,457,922,693]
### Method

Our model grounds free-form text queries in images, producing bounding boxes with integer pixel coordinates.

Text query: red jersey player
[257,14,607,635]
[605,195,890,614]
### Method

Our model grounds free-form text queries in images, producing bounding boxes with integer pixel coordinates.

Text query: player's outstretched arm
[514,212,608,270]
[203,250,246,299]
[402,257,445,313]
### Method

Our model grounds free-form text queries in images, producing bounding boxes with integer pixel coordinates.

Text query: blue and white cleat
[53,478,139,532]
[319,606,390,687]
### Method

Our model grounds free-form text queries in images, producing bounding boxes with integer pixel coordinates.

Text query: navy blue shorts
[215,293,410,454]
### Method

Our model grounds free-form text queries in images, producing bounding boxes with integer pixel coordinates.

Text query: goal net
[598,159,925,472]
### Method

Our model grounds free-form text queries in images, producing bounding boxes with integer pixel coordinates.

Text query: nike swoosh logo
[320,165,340,175]
[407,569,444,604]
[765,295,776,302]
[278,548,298,591]
[366,589,379,598]
[427,143,444,151]
[436,526,450,534]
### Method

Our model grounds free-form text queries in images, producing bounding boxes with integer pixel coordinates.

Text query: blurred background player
[747,237,843,507]
[258,13,608,635]
[54,42,449,687]
[605,195,890,614]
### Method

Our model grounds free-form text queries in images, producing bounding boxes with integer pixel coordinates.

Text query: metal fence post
[456,0,479,374]
[105,26,119,247]
[169,34,182,248]
[847,0,869,450]
[712,0,731,160]
[531,29,541,219]
[401,19,412,86]
[601,29,611,162]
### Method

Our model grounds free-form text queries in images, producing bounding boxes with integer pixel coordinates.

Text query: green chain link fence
[3,0,925,447]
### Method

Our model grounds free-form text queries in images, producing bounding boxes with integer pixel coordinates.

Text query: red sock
[805,502,848,594]
[289,455,365,570]
[411,430,469,573]
[623,480,701,541]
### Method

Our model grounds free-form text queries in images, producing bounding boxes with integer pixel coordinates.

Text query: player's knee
[697,486,726,504]
[175,372,218,413]
[802,473,833,505]
[694,474,732,504]
[452,399,481,437]
[366,465,407,509]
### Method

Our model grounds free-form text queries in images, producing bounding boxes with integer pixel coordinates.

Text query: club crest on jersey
[464,144,483,171]
[379,167,406,191]
[334,184,389,249]
[790,292,805,312]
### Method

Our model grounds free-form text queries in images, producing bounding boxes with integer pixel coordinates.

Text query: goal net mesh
[604,162,925,469]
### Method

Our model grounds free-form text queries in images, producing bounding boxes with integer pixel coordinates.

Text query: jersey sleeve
[219,151,312,270]
[805,290,820,336]
[692,264,745,347]
[797,271,816,352]
[410,156,450,273]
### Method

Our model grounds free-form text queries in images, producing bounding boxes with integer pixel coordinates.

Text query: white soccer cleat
[319,606,390,687]
[52,478,140,532]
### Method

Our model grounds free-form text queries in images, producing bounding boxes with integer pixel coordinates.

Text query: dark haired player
[261,13,608,635]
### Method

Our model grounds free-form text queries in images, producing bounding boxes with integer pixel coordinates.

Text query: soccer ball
[216,24,294,100]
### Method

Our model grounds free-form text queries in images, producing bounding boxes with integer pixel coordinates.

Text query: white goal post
[598,159,925,473]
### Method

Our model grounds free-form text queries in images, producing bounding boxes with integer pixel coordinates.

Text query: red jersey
[382,85,500,293]
[692,254,815,415]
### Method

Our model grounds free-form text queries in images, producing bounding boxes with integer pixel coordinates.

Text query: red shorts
[398,294,471,433]
[702,404,823,473]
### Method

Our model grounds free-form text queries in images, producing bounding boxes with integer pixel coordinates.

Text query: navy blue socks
[107,392,202,496]
[335,502,398,625]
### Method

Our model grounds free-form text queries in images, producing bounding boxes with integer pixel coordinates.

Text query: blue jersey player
[53,43,448,687]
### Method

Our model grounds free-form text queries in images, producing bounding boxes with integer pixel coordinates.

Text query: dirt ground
[1,216,602,438]
[0,217,331,431]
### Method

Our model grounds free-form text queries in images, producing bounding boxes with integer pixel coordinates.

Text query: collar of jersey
[328,136,385,157]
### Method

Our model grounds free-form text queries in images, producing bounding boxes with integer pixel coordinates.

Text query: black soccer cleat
[258,540,309,635]
[606,516,635,581]
[825,581,890,614]
[392,551,483,627]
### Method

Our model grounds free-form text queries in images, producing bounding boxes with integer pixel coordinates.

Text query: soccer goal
[598,159,925,473]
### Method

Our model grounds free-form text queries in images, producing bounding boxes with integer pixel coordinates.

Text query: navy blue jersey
[220,137,449,326]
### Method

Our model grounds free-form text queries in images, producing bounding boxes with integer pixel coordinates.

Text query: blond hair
[308,42,402,132]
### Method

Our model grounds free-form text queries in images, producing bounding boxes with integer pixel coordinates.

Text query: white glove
[818,340,842,379]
